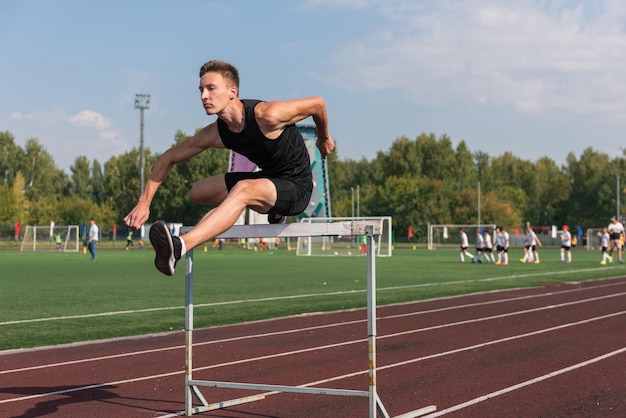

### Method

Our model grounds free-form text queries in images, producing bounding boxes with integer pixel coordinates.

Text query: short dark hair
[199,60,240,89]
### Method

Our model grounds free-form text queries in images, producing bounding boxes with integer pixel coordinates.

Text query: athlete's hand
[124,202,150,229]
[317,135,335,159]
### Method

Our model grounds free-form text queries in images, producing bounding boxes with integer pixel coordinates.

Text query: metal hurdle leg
[365,227,437,418]
[184,242,265,416]
[181,221,436,417]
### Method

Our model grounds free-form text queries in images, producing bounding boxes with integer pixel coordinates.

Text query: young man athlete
[124,60,334,275]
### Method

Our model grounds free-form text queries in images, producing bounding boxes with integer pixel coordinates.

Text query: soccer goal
[20,225,80,252]
[586,228,605,250]
[427,224,497,250]
[296,216,393,257]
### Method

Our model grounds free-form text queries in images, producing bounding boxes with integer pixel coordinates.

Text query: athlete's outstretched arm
[124,123,223,229]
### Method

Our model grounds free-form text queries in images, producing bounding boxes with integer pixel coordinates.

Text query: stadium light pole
[618,176,621,219]
[357,185,360,217]
[351,187,355,218]
[477,180,481,227]
[134,94,151,195]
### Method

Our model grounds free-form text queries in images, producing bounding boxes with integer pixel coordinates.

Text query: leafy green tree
[0,171,28,223]
[27,196,58,225]
[526,157,570,226]
[565,148,617,226]
[0,131,25,187]
[70,156,91,199]
[366,176,452,242]
[21,138,66,200]
[378,136,422,178]
[327,153,375,217]
[0,184,13,222]
[454,141,478,190]
[102,149,148,221]
[474,150,493,191]
[91,159,104,205]
[55,196,116,226]
[416,133,457,182]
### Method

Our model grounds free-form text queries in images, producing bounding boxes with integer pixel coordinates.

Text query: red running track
[1,277,625,417]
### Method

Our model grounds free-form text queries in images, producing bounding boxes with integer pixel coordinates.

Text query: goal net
[20,225,80,252]
[586,228,605,250]
[296,216,392,257]
[428,224,497,250]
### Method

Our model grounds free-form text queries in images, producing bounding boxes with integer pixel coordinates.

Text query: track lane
[1,277,624,417]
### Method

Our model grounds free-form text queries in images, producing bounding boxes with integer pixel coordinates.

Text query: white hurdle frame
[181,221,436,418]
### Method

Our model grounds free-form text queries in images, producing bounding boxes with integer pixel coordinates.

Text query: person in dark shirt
[124,60,334,275]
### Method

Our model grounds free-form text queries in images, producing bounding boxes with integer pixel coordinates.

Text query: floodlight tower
[134,94,150,195]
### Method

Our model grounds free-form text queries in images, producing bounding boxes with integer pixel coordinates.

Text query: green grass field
[1,246,623,351]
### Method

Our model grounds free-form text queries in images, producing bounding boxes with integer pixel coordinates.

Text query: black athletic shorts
[224,171,313,217]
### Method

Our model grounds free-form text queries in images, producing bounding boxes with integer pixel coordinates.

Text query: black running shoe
[149,221,182,276]
[268,213,285,224]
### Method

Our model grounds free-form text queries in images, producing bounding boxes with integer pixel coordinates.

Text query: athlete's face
[199,72,237,115]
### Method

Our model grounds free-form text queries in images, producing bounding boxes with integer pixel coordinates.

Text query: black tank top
[217,99,312,182]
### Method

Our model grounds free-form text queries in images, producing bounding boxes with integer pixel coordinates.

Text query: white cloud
[68,110,112,130]
[100,130,121,140]
[10,111,33,120]
[316,0,626,121]
[68,110,123,142]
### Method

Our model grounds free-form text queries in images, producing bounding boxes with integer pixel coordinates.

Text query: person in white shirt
[560,225,572,264]
[607,216,625,264]
[475,230,485,263]
[599,227,611,265]
[521,226,542,264]
[495,226,510,265]
[483,229,495,264]
[87,219,99,261]
[458,228,475,263]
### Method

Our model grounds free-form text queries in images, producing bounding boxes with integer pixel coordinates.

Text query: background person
[600,227,611,265]
[607,216,625,264]
[55,233,62,251]
[483,229,495,264]
[125,230,133,250]
[560,225,572,263]
[474,229,485,263]
[458,228,475,263]
[87,219,98,261]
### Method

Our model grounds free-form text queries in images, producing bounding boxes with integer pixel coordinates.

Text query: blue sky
[1,0,625,172]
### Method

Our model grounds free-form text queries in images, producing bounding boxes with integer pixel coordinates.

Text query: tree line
[1,130,624,242]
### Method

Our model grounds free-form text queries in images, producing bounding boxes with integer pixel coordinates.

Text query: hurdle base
[187,379,435,417]
[182,221,436,417]
[188,390,265,415]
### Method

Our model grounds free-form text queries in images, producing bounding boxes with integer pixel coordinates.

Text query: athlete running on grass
[124,60,334,275]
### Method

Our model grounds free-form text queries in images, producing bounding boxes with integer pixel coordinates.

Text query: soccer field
[0,247,623,350]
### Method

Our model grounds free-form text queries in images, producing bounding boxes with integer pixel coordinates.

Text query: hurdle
[181,221,436,417]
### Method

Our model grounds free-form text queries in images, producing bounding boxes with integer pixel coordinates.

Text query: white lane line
[1,306,623,406]
[380,280,626,321]
[3,290,624,376]
[3,272,624,326]
[157,312,626,418]
[423,347,626,417]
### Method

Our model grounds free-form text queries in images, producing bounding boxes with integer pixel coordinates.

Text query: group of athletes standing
[458,216,625,265]
[458,226,511,265]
